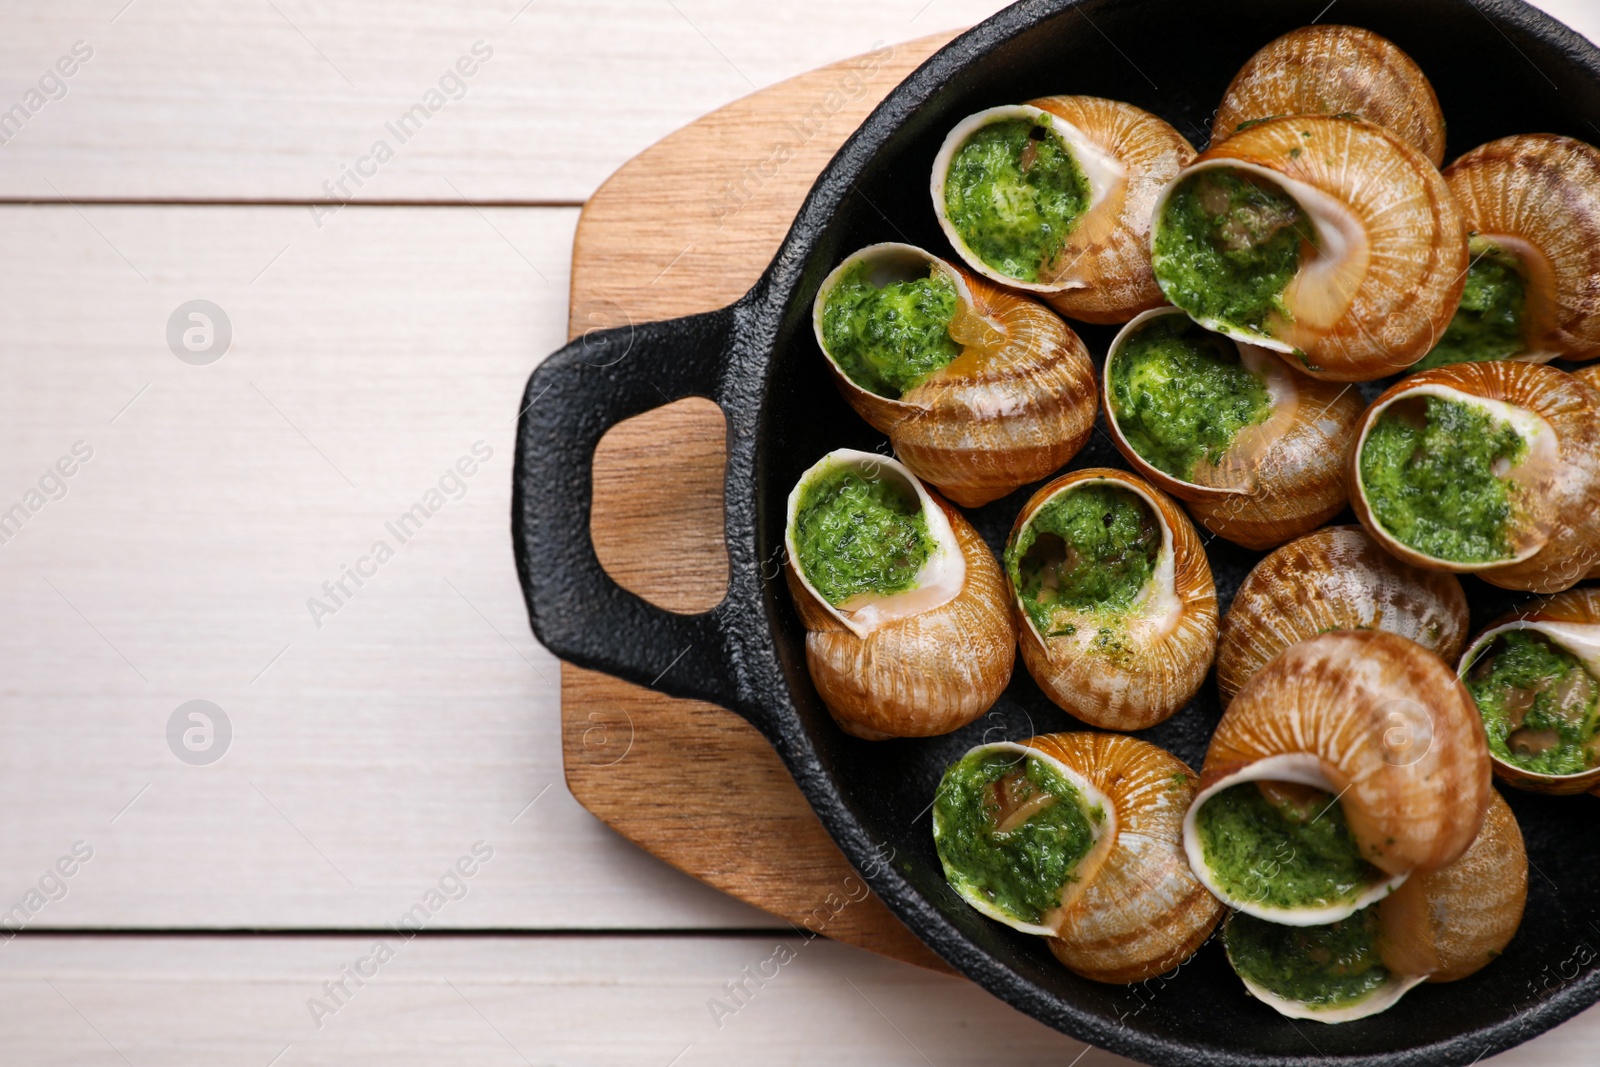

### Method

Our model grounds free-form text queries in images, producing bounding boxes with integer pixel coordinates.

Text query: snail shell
[1005,468,1217,730]
[1347,361,1600,593]
[784,450,1016,738]
[1378,788,1527,983]
[1441,134,1600,363]
[1103,308,1362,549]
[1184,631,1492,923]
[930,99,1196,321]
[1212,25,1447,166]
[1458,587,1600,794]
[932,733,1224,981]
[1215,526,1470,706]
[1227,789,1525,1023]
[813,243,1097,508]
[1152,116,1468,381]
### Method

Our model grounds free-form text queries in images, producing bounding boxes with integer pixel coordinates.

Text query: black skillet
[514,1,1600,1062]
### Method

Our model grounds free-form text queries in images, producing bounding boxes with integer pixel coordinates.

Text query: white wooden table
[1,2,1597,1063]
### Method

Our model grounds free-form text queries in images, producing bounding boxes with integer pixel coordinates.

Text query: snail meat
[1151,116,1467,381]
[934,733,1224,981]
[931,98,1196,323]
[812,243,1097,507]
[1004,469,1217,730]
[784,450,1016,739]
[1105,308,1361,548]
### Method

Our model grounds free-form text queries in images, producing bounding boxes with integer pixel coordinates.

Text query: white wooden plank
[15,0,1590,205]
[0,202,775,930]
[0,0,1015,203]
[0,934,1594,1065]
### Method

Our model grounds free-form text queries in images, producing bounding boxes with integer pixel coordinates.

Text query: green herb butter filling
[942,115,1091,284]
[821,261,964,399]
[1226,907,1393,1011]
[1195,782,1387,911]
[1004,484,1162,640]
[1109,314,1274,481]
[793,465,934,607]
[1467,629,1600,777]
[1152,168,1315,339]
[1415,238,1529,371]
[933,748,1103,926]
[1357,396,1529,564]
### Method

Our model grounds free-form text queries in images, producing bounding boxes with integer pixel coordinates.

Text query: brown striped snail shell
[1152,116,1468,381]
[1215,526,1470,706]
[1378,788,1527,983]
[1442,134,1600,362]
[1347,361,1600,593]
[932,733,1224,981]
[1213,25,1447,166]
[1458,587,1600,795]
[1184,631,1492,923]
[930,98,1196,322]
[812,243,1097,508]
[1005,468,1217,731]
[784,450,1015,739]
[1103,308,1363,549]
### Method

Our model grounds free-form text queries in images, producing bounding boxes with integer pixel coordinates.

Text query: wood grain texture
[567,33,959,970]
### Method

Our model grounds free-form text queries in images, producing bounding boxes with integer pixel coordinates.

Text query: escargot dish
[1103,307,1362,548]
[1348,361,1600,592]
[1416,134,1600,369]
[1183,630,1491,927]
[931,98,1195,323]
[1216,526,1469,706]
[1224,789,1525,1022]
[1004,468,1217,730]
[1213,25,1447,166]
[1151,115,1467,381]
[784,450,1015,738]
[1461,588,1600,793]
[934,732,1224,980]
[813,243,1096,507]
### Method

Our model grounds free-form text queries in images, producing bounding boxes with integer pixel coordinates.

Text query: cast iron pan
[514,1,1600,1062]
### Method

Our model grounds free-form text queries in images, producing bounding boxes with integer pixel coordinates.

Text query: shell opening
[932,741,1117,937]
[930,104,1125,293]
[1413,236,1537,371]
[1226,907,1427,1023]
[784,449,965,639]
[1005,476,1180,652]
[1353,384,1558,569]
[1461,620,1600,780]
[1104,307,1293,494]
[1181,753,1408,926]
[811,243,977,402]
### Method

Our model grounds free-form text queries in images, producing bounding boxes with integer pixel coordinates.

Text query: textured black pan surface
[515,2,1600,1062]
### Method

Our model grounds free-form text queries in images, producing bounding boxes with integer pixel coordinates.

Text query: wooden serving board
[562,33,958,971]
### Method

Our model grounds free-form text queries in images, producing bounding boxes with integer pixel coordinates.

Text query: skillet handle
[513,306,744,714]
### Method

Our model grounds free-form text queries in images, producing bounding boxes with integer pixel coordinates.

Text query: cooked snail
[1213,25,1447,166]
[1182,630,1492,926]
[1224,789,1525,1022]
[1460,587,1600,794]
[1103,307,1362,548]
[784,450,1015,738]
[933,732,1224,981]
[1216,526,1470,706]
[930,98,1196,323]
[1151,116,1468,381]
[1347,361,1600,593]
[1415,134,1600,369]
[813,243,1097,507]
[1004,468,1217,730]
